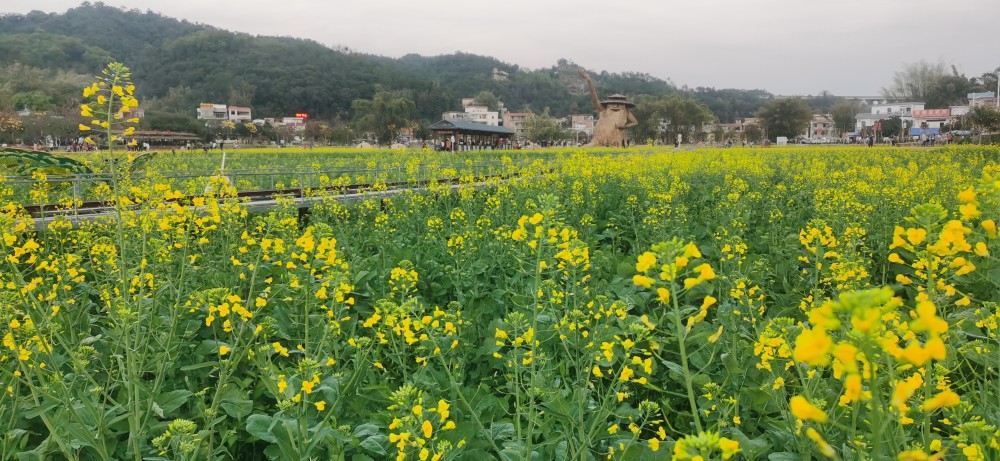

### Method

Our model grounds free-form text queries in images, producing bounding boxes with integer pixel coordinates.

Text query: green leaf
[353,423,380,439]
[59,423,96,449]
[180,361,217,372]
[554,441,568,461]
[487,422,515,442]
[730,427,771,458]
[154,390,192,416]
[245,414,277,443]
[359,434,389,455]
[218,386,252,419]
[21,403,59,419]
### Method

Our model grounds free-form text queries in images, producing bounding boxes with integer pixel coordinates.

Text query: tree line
[3,3,997,146]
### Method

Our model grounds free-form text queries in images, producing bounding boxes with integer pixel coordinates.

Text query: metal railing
[2,160,541,217]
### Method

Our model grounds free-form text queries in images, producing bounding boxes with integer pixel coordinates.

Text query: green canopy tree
[924,66,978,109]
[522,110,566,143]
[631,95,715,143]
[969,106,1000,134]
[756,98,813,141]
[472,90,500,111]
[351,86,415,144]
[11,91,54,111]
[882,60,948,102]
[878,116,906,138]
[743,123,764,142]
[830,100,863,134]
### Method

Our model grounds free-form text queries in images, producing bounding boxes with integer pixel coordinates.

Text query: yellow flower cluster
[672,431,740,460]
[386,386,460,461]
[79,62,141,148]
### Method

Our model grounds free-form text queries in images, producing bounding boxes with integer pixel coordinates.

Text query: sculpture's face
[607,103,624,112]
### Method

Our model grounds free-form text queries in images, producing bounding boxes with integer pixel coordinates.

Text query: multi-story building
[442,104,500,126]
[807,114,836,139]
[502,112,532,139]
[570,114,595,137]
[197,103,228,121]
[869,101,924,116]
[228,106,252,121]
[855,101,925,132]
[969,91,998,108]
[263,116,306,131]
[911,109,952,130]
[465,106,499,126]
[442,111,472,122]
[197,103,252,122]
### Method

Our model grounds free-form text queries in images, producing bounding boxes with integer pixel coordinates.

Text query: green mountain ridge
[0,1,782,137]
[0,2,691,121]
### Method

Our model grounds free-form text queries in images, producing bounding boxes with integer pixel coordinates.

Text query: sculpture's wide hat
[601,94,635,108]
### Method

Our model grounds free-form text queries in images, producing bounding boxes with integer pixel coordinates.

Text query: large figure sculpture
[579,68,637,147]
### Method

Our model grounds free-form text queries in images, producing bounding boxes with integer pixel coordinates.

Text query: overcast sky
[5,0,999,95]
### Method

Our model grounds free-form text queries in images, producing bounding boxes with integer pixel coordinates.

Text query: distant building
[969,91,997,108]
[443,104,500,126]
[228,106,252,121]
[442,111,471,122]
[570,114,594,136]
[912,109,952,130]
[950,105,971,116]
[264,116,306,131]
[465,106,499,126]
[869,101,924,116]
[197,103,228,121]
[197,103,252,122]
[492,67,509,81]
[855,101,925,132]
[807,114,835,139]
[502,112,533,139]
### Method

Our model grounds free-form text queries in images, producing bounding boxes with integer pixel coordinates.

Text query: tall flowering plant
[79,62,140,153]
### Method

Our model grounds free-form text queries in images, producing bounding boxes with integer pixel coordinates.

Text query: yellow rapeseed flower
[793,328,832,366]
[636,252,657,272]
[790,395,828,423]
[922,389,960,411]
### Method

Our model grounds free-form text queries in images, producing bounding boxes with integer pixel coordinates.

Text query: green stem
[670,278,703,433]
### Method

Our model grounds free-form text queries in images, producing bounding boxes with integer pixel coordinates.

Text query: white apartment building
[441,105,500,126]
[465,106,499,126]
[263,116,306,131]
[197,103,228,121]
[855,101,925,132]
[197,103,252,122]
[442,111,471,122]
[228,106,252,121]
[807,114,836,139]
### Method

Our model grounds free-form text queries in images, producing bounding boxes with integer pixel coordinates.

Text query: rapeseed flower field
[1,65,999,460]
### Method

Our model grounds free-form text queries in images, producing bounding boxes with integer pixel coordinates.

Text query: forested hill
[0,2,766,124]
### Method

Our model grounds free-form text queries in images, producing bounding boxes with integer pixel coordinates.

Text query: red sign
[912,109,950,118]
[295,112,309,119]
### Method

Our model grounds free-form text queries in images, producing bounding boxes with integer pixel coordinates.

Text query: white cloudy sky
[5,0,999,95]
